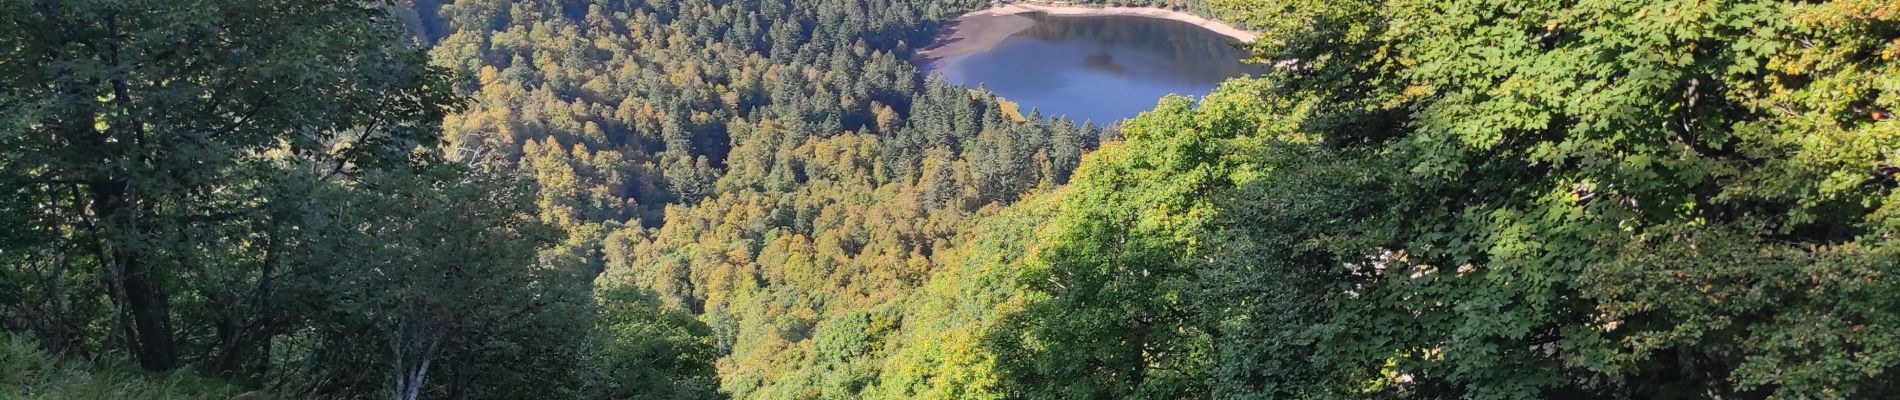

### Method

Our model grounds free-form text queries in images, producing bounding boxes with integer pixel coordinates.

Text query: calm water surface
[925,13,1264,123]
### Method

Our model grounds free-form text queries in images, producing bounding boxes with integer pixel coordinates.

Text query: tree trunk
[90,179,177,371]
[391,326,440,400]
[212,238,279,378]
[393,355,435,400]
[446,363,470,400]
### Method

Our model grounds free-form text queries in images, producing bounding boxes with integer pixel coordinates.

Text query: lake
[920,11,1265,124]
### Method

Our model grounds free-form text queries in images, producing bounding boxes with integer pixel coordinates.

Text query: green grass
[0,336,280,400]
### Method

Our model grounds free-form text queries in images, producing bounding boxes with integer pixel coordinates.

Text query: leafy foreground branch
[0,1,720,399]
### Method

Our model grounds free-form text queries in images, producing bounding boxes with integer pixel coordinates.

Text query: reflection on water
[925,13,1264,123]
[1083,52,1126,75]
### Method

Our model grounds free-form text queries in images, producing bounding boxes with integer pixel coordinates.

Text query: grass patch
[998,97,1027,121]
[0,335,280,400]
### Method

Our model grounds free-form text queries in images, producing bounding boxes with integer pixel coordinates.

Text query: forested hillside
[5,0,1104,398]
[6,0,1899,399]
[411,0,1106,397]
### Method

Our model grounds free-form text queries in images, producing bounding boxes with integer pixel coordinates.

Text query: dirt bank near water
[917,4,1257,63]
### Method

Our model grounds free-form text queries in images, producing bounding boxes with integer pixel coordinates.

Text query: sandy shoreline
[917,4,1257,63]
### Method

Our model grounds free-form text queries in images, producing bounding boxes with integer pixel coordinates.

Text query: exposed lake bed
[919,5,1263,123]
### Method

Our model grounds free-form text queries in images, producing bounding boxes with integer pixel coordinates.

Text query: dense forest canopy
[992,0,1900,398]
[3,0,1096,397]
[4,0,1899,399]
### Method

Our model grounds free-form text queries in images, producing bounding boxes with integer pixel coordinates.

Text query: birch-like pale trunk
[389,317,441,400]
